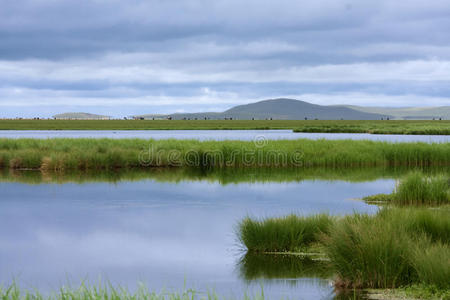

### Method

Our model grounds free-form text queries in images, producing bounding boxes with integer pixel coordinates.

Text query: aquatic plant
[238,214,334,252]
[0,283,266,300]
[392,172,449,206]
[1,119,449,135]
[363,172,450,206]
[1,138,449,171]
[238,208,450,290]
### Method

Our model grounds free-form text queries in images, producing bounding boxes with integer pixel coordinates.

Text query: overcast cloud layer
[1,0,450,117]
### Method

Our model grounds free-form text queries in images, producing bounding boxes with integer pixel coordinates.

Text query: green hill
[134,98,389,120]
[339,105,450,120]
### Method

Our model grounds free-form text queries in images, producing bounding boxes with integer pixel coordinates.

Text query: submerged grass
[238,208,450,291]
[0,138,449,171]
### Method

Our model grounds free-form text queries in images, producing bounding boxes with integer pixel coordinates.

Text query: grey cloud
[1,0,450,117]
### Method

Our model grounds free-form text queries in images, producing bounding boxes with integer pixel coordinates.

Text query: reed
[293,121,450,135]
[238,208,450,290]
[1,138,449,171]
[392,172,449,206]
[363,172,450,206]
[238,214,334,253]
[322,208,450,289]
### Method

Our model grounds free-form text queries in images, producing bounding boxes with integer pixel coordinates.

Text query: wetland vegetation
[0,119,449,135]
[1,138,449,171]
[363,172,449,206]
[237,173,450,297]
[238,207,450,294]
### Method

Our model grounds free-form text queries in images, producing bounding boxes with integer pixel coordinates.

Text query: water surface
[0,171,397,299]
[1,129,449,143]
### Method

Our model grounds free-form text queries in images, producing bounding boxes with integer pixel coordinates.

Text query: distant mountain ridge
[53,112,111,120]
[133,98,391,120]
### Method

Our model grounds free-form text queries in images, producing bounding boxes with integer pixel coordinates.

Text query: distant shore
[0,119,449,135]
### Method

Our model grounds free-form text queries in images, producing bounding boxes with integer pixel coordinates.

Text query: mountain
[337,105,450,120]
[133,98,390,120]
[53,112,111,120]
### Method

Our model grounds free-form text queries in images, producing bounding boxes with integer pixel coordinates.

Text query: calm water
[0,172,397,300]
[1,129,449,143]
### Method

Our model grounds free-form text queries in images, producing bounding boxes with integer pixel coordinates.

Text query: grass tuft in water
[363,172,450,206]
[238,214,334,253]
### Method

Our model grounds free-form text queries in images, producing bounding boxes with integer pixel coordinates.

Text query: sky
[1,0,450,118]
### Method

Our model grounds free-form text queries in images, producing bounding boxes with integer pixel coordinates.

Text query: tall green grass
[238,208,450,290]
[363,172,450,206]
[0,138,449,171]
[293,121,450,135]
[238,214,334,252]
[323,213,417,289]
[323,208,450,289]
[392,172,449,206]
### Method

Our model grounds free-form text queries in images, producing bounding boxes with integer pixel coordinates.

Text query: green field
[1,138,449,171]
[0,119,449,134]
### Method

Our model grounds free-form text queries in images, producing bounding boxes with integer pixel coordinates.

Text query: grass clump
[238,208,450,291]
[323,213,417,289]
[238,214,334,253]
[363,172,450,206]
[393,172,449,206]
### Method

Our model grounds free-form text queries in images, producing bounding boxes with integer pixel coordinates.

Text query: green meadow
[0,119,449,134]
[1,138,449,171]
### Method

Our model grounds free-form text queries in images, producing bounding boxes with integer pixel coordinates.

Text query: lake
[0,168,404,300]
[1,130,449,143]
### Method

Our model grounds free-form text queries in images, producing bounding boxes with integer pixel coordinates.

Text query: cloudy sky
[1,0,450,118]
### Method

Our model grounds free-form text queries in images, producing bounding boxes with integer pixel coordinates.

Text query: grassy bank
[363,172,450,206]
[293,120,450,135]
[0,119,449,134]
[1,138,449,171]
[237,208,450,292]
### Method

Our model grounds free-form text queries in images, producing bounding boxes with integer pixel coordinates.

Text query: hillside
[340,105,450,120]
[53,112,111,120]
[134,98,389,120]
